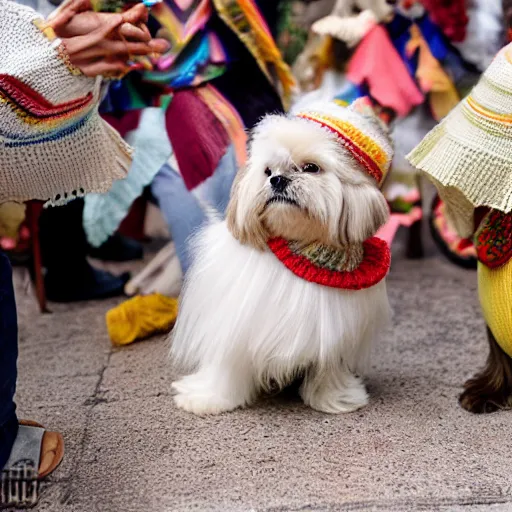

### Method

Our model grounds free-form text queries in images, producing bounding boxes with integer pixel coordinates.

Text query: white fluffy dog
[170,100,393,415]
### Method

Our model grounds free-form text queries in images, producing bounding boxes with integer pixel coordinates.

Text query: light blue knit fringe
[83,106,172,247]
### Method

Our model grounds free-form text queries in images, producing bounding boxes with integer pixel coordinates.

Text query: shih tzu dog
[170,99,393,415]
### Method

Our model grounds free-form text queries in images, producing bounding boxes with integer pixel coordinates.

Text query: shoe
[45,264,130,303]
[88,234,143,263]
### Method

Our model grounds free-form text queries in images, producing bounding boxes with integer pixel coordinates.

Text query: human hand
[44,0,169,77]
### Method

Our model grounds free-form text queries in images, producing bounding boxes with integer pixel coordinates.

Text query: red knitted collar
[267,237,390,290]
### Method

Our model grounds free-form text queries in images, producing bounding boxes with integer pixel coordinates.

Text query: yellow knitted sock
[106,293,178,346]
[478,259,512,357]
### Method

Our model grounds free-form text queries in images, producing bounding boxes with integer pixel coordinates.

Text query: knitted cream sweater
[0,0,132,206]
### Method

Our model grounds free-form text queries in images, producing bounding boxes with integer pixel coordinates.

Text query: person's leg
[193,145,238,216]
[0,250,19,468]
[39,199,129,302]
[151,164,206,275]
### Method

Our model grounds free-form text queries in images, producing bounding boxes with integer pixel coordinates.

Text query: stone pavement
[9,238,512,512]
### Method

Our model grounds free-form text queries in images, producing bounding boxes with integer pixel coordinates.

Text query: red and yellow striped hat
[295,98,393,186]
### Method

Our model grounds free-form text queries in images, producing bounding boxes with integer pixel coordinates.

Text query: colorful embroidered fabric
[475,210,512,270]
[99,0,294,112]
[267,237,390,290]
[143,0,227,87]
[195,84,247,165]
[99,0,228,112]
[213,0,296,108]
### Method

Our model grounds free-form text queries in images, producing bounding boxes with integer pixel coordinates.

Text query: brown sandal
[18,420,64,479]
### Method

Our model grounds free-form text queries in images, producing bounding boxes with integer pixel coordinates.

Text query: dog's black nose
[270,175,290,193]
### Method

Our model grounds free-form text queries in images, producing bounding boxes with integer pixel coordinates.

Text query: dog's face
[226,114,389,250]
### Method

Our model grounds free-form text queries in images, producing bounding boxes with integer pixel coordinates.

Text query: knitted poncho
[0,0,132,206]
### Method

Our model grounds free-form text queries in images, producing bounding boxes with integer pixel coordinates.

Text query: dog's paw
[301,374,369,414]
[459,385,512,414]
[307,387,369,414]
[172,377,242,416]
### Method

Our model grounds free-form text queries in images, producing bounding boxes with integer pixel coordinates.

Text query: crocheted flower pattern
[475,210,512,269]
[267,237,390,290]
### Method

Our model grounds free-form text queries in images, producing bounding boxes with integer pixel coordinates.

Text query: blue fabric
[416,14,449,62]
[386,13,474,86]
[0,251,19,469]
[151,145,237,274]
[386,14,419,78]
[83,106,172,247]
[334,81,369,105]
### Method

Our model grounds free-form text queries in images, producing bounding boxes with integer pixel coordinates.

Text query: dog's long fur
[170,103,392,415]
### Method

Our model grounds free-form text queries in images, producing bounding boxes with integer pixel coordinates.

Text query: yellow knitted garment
[478,259,512,357]
[106,293,178,346]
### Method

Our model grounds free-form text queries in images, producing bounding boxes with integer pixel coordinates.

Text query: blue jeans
[0,251,19,469]
[151,145,237,274]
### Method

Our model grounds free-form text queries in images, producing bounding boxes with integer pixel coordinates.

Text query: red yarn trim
[0,74,93,120]
[299,115,383,184]
[475,210,512,269]
[267,237,390,290]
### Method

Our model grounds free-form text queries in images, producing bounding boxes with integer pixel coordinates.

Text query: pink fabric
[376,207,423,246]
[166,88,230,190]
[102,110,142,139]
[347,25,424,117]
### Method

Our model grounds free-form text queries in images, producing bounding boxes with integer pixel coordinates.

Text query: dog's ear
[337,183,389,245]
[226,166,269,251]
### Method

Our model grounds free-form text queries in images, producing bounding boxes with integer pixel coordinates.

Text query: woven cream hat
[407,43,512,237]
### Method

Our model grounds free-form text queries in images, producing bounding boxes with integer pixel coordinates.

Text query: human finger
[121,3,149,25]
[73,58,130,77]
[118,22,151,42]
[45,0,92,30]
[63,13,124,56]
[71,40,153,60]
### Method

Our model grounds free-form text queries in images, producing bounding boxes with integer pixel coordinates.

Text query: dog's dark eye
[302,163,320,173]
[264,168,272,177]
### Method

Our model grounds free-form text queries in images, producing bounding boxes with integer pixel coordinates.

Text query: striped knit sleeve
[0,0,132,206]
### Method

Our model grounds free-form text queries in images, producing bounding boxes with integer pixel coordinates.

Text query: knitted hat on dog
[408,43,512,238]
[294,98,393,187]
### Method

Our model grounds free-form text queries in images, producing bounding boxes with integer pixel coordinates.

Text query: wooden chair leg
[27,202,49,313]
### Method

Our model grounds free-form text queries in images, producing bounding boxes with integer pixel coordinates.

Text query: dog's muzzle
[270,175,291,193]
